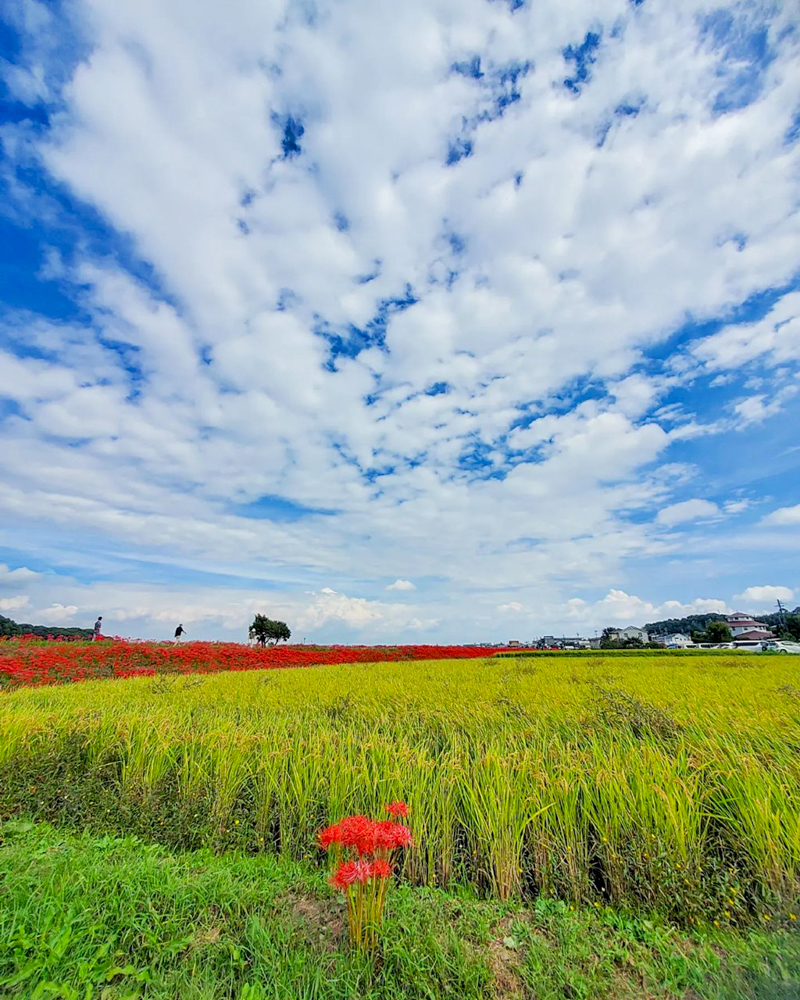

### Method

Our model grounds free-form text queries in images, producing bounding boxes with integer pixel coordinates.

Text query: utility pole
[776,600,787,630]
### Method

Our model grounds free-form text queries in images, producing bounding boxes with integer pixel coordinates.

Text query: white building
[725,613,775,639]
[609,625,649,643]
[657,632,693,648]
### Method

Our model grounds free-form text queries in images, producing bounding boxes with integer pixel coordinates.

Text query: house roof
[733,629,776,640]
[727,614,767,627]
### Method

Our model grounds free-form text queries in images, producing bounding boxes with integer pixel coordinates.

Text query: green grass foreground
[1,654,799,922]
[1,822,798,1000]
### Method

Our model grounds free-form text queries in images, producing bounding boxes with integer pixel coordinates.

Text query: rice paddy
[1,652,798,924]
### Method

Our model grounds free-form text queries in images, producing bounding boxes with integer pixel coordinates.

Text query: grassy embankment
[1,821,798,999]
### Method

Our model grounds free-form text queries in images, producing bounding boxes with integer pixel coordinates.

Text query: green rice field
[1,652,798,925]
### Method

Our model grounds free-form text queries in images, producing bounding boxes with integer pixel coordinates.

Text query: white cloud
[563,589,731,627]
[656,499,720,526]
[762,504,800,526]
[0,564,39,586]
[386,579,416,591]
[734,585,794,605]
[49,581,439,639]
[732,386,799,427]
[724,499,750,514]
[0,595,30,612]
[607,373,671,420]
[292,588,437,633]
[36,603,79,624]
[693,292,800,372]
[594,589,657,622]
[8,560,797,643]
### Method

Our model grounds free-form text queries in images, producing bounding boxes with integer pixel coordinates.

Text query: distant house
[655,632,693,648]
[609,625,649,643]
[726,613,775,639]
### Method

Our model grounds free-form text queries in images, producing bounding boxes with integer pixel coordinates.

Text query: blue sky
[1,0,799,642]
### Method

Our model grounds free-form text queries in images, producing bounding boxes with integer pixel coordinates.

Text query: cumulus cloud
[293,588,437,633]
[762,504,800,526]
[386,579,416,591]
[36,603,79,624]
[564,590,731,626]
[0,596,30,612]
[21,576,438,640]
[734,585,795,605]
[7,560,794,642]
[732,387,799,427]
[656,499,720,527]
[0,564,39,586]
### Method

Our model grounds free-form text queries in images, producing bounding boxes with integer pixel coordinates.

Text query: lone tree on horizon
[249,614,291,646]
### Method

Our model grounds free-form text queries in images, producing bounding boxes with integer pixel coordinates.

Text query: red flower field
[0,636,491,690]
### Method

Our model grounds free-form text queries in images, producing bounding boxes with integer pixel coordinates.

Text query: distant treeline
[644,609,800,636]
[0,615,93,641]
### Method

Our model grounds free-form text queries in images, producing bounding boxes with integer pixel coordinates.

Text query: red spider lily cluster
[318,803,413,950]
[0,637,491,690]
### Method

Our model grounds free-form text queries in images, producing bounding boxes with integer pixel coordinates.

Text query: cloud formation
[763,504,800,526]
[0,596,30,613]
[565,590,731,627]
[0,565,39,586]
[733,585,794,605]
[0,0,798,640]
[656,499,720,527]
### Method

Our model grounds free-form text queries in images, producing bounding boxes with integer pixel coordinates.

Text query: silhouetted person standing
[93,616,102,641]
[174,624,186,642]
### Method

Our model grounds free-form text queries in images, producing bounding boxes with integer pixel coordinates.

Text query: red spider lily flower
[317,823,342,850]
[352,858,373,883]
[369,858,393,879]
[374,820,413,851]
[385,801,409,818]
[317,810,415,951]
[330,860,360,891]
[330,858,375,891]
[0,636,491,690]
[337,814,378,855]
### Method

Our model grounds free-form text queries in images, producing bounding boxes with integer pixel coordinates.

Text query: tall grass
[0,654,798,921]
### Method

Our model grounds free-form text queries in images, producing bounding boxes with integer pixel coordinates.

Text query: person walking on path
[93,616,102,641]
[174,624,186,643]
